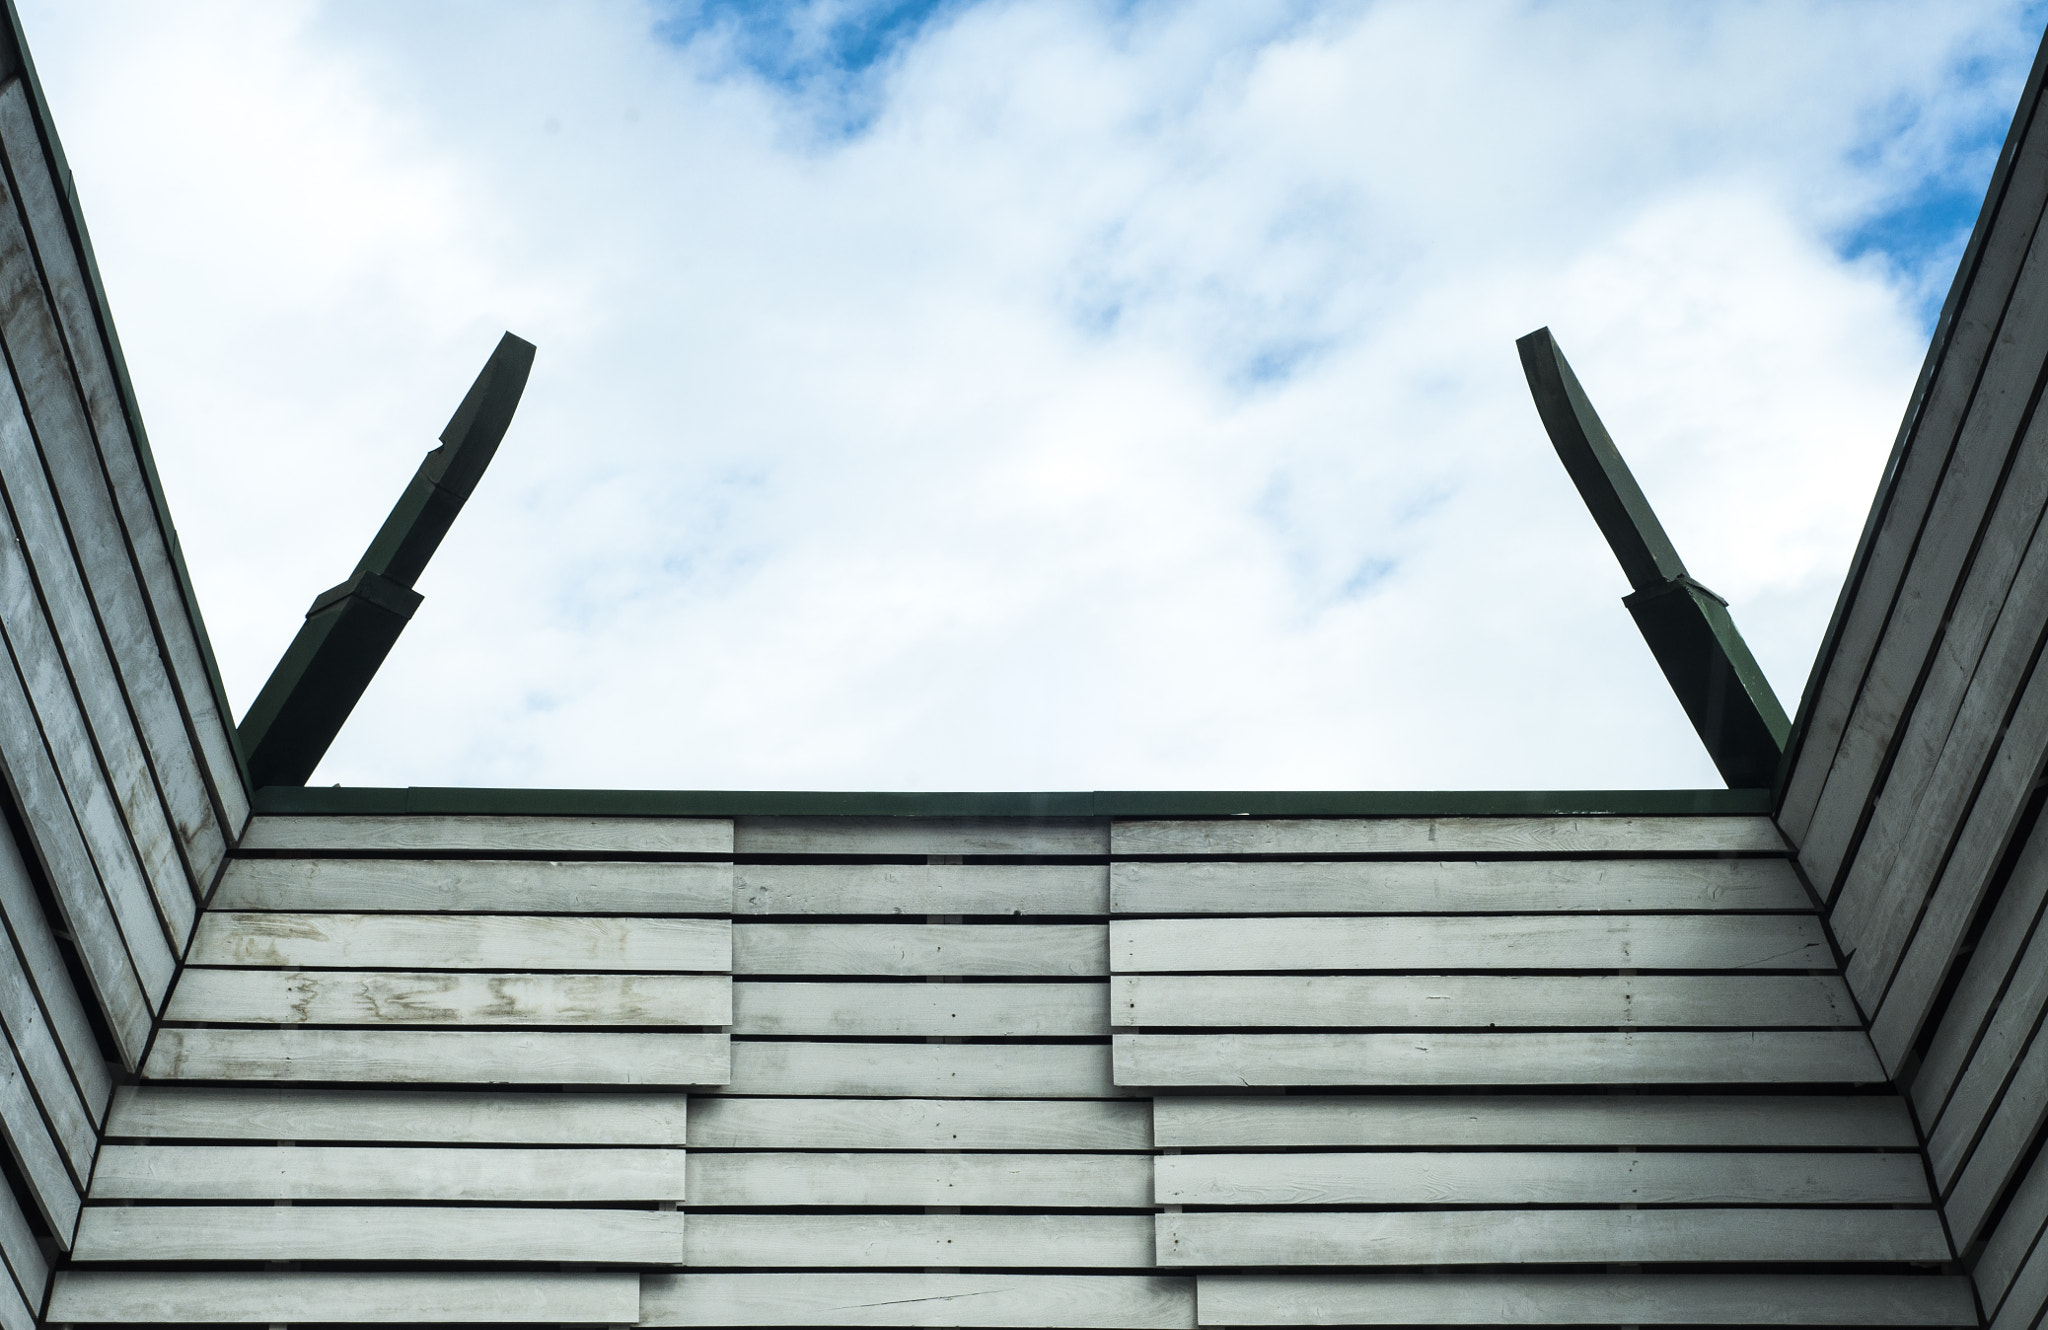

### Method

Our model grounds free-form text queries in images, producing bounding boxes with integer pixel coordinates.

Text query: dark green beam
[1517,327,1789,788]
[238,332,535,787]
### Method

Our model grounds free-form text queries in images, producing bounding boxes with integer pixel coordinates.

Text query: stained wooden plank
[1974,1137,2048,1319]
[1927,887,2048,1182]
[689,1096,1150,1150]
[167,967,732,1027]
[1992,1232,2048,1330]
[737,862,1108,915]
[0,809,112,1120]
[143,1027,730,1086]
[0,1175,46,1317]
[1156,1150,1928,1206]
[0,1019,77,1243]
[687,1213,1153,1268]
[89,1144,686,1200]
[1197,1273,1979,1326]
[1112,817,1784,857]
[736,817,1106,856]
[1934,1006,2048,1245]
[640,1273,1196,1328]
[1113,974,1857,1028]
[1157,1208,1949,1267]
[735,981,1103,1036]
[72,1204,687,1263]
[1114,1032,1885,1087]
[188,911,730,971]
[1112,916,1827,973]
[214,856,734,913]
[47,1270,640,1324]
[0,907,96,1178]
[736,923,1106,976]
[108,1085,688,1143]
[727,1041,1123,1097]
[1151,1094,1917,1148]
[1112,857,1809,915]
[689,1151,1150,1207]
[238,813,732,855]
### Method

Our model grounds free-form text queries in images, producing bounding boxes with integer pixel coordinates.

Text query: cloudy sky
[13,0,2047,792]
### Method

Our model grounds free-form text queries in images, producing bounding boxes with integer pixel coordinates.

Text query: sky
[12,0,2048,793]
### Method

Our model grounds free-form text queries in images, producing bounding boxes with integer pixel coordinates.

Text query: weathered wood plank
[1112,857,1809,915]
[0,1257,29,1330]
[737,862,1108,915]
[167,967,732,1026]
[1112,916,1827,972]
[0,811,112,1120]
[143,1027,730,1086]
[238,813,732,855]
[1974,1137,2048,1319]
[47,1270,640,1324]
[0,1019,77,1242]
[1115,1032,1884,1086]
[1992,1231,2048,1330]
[1151,1094,1916,1148]
[686,1213,1153,1268]
[689,1151,1150,1207]
[189,911,730,971]
[1113,974,1857,1028]
[72,1204,686,1263]
[1927,888,2048,1181]
[1157,1208,1949,1267]
[727,1041,1124,1097]
[1112,817,1784,857]
[0,1175,45,1318]
[736,817,1106,856]
[1197,1272,1978,1326]
[89,1143,685,1200]
[1934,1005,2048,1245]
[735,981,1103,1036]
[108,1085,688,1143]
[1156,1150,1928,1206]
[214,856,734,913]
[640,1273,1195,1328]
[0,908,96,1177]
[735,923,1106,976]
[689,1096,1149,1150]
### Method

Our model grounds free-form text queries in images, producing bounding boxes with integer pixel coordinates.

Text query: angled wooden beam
[1517,327,1789,788]
[238,332,536,787]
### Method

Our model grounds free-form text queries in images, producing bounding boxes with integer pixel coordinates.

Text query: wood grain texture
[214,856,734,913]
[0,815,112,1119]
[1935,1008,2048,1245]
[0,1178,45,1317]
[689,1151,1151,1207]
[1112,817,1784,857]
[1973,1137,2048,1318]
[727,1041,1123,1097]
[737,862,1108,915]
[167,967,733,1026]
[47,1269,640,1324]
[687,1213,1155,1268]
[143,1027,730,1086]
[72,1204,687,1264]
[1113,974,1856,1028]
[88,1144,687,1200]
[1927,893,2048,1182]
[188,911,730,971]
[736,923,1106,976]
[688,1096,1149,1150]
[0,1025,78,1244]
[736,817,1106,856]
[1115,1032,1884,1086]
[641,1272,1196,1327]
[239,813,732,855]
[735,981,1104,1036]
[1111,857,1809,915]
[1992,1233,2048,1330]
[108,1085,689,1143]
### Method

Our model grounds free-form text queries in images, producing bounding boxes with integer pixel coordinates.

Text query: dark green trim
[251,785,1773,819]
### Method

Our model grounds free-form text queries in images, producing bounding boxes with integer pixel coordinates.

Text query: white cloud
[14,0,2040,790]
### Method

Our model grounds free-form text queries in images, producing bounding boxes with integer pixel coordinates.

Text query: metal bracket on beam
[238,332,536,787]
[1516,326,1789,788]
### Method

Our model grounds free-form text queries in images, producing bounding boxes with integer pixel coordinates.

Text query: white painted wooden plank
[736,817,1106,856]
[1152,1094,1916,1148]
[109,1085,688,1143]
[1155,1150,1928,1206]
[214,856,734,913]
[167,967,732,1026]
[1113,974,1856,1028]
[689,1151,1151,1206]
[0,1019,77,1244]
[641,1273,1195,1328]
[1112,857,1810,915]
[727,1041,1124,1097]
[736,923,1106,976]
[73,1204,686,1263]
[1197,1273,1979,1326]
[1992,1231,2048,1330]
[737,862,1108,915]
[689,1096,1150,1150]
[1113,916,1826,972]
[735,981,1104,1036]
[1974,1137,2048,1319]
[239,813,732,854]
[0,1173,46,1317]
[687,1213,1153,1268]
[1112,817,1784,857]
[47,1270,640,1324]
[89,1144,686,1200]
[0,813,111,1119]
[143,1027,730,1086]
[189,911,730,971]
[1157,1208,1949,1267]
[1115,1032,1884,1086]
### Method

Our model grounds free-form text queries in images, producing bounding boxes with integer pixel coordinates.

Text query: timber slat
[72,1204,687,1264]
[688,1151,1152,1207]
[737,862,1108,915]
[187,910,730,971]
[238,813,733,855]
[47,1270,641,1324]
[735,922,1107,975]
[734,980,1104,1037]
[88,1144,686,1200]
[108,1085,689,1143]
[166,966,733,1026]
[726,1040,1123,1097]
[214,856,735,913]
[639,1272,1197,1327]
[686,1212,1155,1268]
[1112,816,1784,857]
[143,1027,731,1085]
[735,817,1107,856]
[687,1096,1149,1150]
